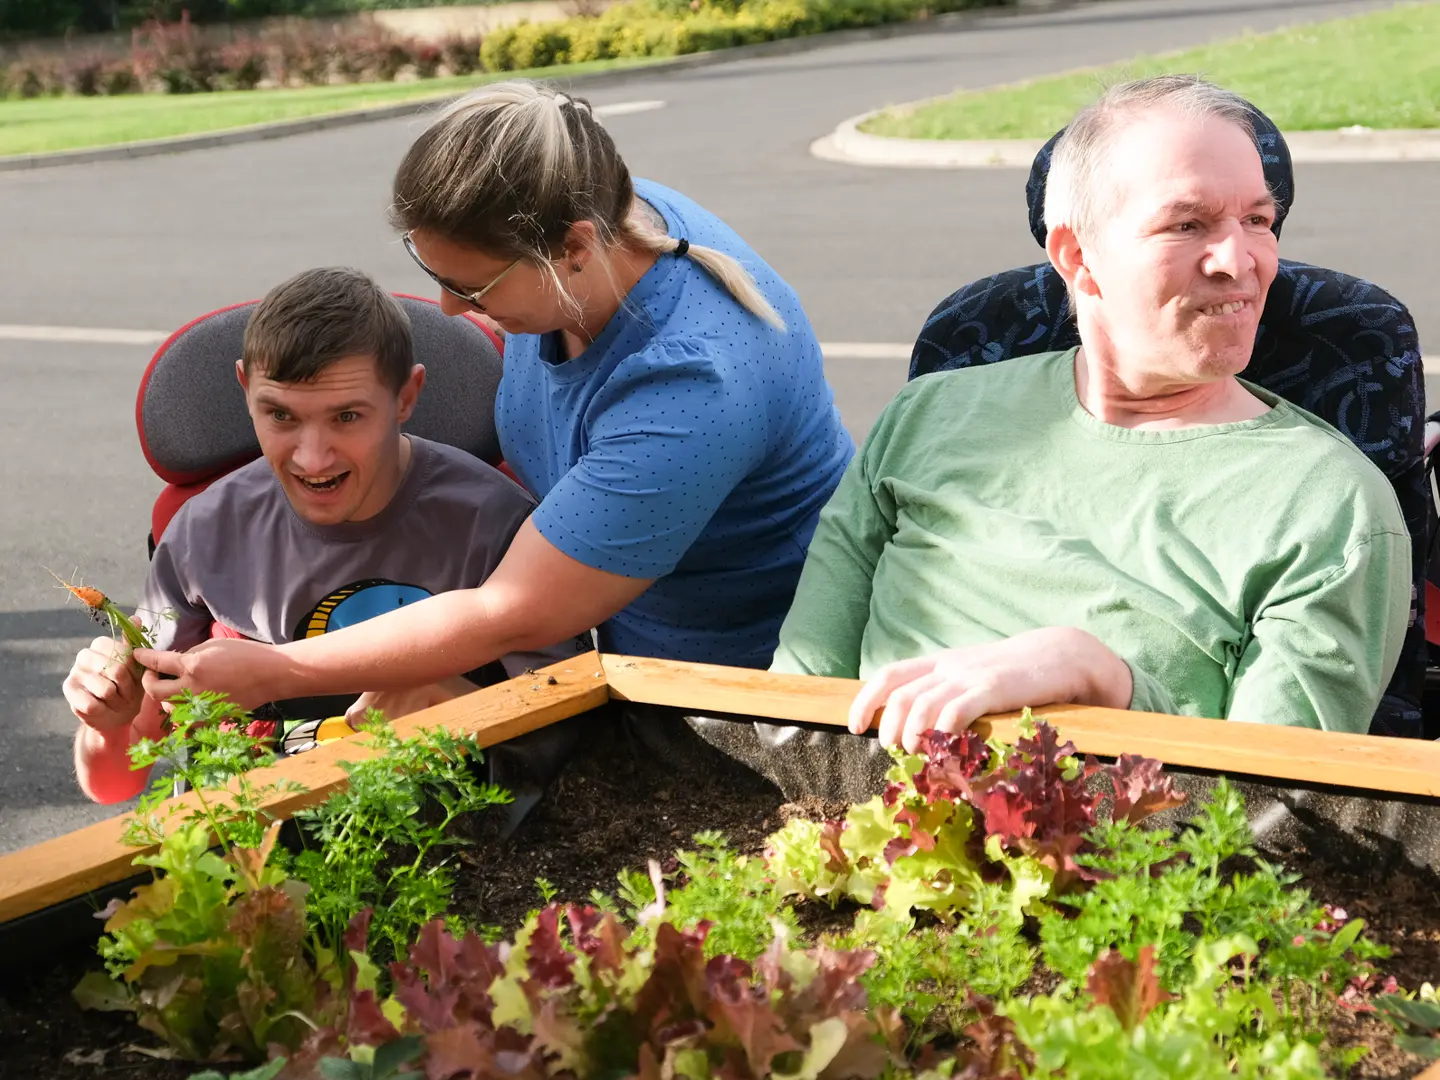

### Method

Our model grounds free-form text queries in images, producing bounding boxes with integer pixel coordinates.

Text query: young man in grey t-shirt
[64,268,586,803]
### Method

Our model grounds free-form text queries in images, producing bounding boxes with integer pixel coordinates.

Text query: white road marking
[0,324,169,345]
[594,100,666,118]
[821,342,912,360]
[0,325,1432,382]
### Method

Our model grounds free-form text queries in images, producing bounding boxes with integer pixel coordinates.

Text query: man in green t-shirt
[772,76,1410,749]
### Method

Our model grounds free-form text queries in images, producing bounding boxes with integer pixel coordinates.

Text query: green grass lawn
[0,57,660,157]
[863,2,1440,140]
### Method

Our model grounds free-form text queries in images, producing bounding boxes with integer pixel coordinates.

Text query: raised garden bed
[1,654,1438,1079]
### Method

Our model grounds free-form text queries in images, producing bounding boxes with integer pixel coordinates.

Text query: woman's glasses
[402,233,519,312]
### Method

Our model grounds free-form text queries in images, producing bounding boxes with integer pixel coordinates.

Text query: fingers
[134,649,192,703]
[848,656,935,735]
[931,690,990,738]
[71,668,127,707]
[877,672,947,749]
[899,680,976,754]
[73,638,132,678]
[66,640,145,728]
[140,666,188,701]
[131,647,185,676]
[344,693,375,727]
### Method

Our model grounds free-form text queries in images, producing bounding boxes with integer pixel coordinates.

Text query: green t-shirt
[772,350,1411,734]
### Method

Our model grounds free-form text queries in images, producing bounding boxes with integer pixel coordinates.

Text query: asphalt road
[2,0,1434,853]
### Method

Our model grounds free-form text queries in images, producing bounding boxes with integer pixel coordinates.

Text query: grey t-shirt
[138,436,590,688]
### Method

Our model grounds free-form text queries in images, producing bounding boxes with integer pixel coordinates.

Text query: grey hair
[391,79,785,331]
[1043,74,1259,243]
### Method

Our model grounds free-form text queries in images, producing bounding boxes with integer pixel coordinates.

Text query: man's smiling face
[1084,111,1280,383]
[239,354,422,527]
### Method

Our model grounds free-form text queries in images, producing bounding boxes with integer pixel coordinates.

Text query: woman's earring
[571,262,583,273]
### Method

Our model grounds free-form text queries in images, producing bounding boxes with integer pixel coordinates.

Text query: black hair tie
[674,239,689,257]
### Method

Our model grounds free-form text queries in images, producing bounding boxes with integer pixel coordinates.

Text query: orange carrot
[48,570,154,650]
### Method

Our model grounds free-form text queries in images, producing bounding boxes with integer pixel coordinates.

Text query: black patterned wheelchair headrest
[1022,104,1295,248]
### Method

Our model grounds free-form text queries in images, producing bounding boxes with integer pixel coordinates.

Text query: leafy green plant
[191,1060,289,1080]
[830,884,1034,1045]
[610,831,802,962]
[71,693,324,1059]
[1376,983,1440,1059]
[76,713,1408,1078]
[121,690,300,852]
[75,699,510,1065]
[376,903,900,1079]
[73,822,328,1061]
[1005,938,1328,1080]
[766,719,1185,918]
[276,719,512,964]
[1041,777,1389,1054]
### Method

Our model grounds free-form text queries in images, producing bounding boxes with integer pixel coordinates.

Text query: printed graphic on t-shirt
[295,578,431,640]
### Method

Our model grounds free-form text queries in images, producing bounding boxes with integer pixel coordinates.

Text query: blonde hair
[391,80,785,331]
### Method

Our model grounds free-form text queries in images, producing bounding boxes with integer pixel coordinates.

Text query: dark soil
[2,710,1436,1079]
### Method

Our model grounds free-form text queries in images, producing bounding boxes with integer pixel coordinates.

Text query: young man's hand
[848,627,1135,752]
[64,636,145,733]
[343,677,477,726]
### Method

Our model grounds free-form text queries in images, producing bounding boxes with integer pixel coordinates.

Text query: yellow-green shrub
[480,0,1010,72]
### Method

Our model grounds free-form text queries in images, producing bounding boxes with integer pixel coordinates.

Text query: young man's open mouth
[294,472,351,495]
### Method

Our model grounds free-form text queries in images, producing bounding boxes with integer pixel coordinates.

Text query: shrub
[440,31,482,75]
[218,39,268,90]
[6,55,67,99]
[332,26,413,81]
[2,0,1011,101]
[478,0,1011,71]
[131,15,225,93]
[412,39,443,78]
[101,60,142,95]
[267,24,334,86]
[67,53,107,96]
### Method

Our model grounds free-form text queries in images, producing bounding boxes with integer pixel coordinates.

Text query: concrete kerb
[813,105,1440,169]
[0,0,1099,173]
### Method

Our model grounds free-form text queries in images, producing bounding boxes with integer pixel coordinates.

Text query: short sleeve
[530,341,768,579]
[1126,660,1180,716]
[771,429,891,679]
[1224,530,1411,733]
[136,510,218,655]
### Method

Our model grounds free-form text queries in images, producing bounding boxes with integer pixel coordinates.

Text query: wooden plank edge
[600,654,1440,799]
[0,651,609,926]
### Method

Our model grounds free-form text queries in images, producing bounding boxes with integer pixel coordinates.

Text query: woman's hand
[848,627,1134,752]
[134,637,289,711]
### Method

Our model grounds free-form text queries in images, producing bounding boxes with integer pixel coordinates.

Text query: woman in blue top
[137,80,854,712]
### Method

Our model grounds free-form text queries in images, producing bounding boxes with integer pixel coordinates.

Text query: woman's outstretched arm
[135,520,651,707]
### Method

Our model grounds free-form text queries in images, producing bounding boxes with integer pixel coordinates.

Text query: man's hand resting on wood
[848,627,1134,752]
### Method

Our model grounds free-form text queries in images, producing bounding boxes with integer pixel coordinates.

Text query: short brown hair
[243,267,414,392]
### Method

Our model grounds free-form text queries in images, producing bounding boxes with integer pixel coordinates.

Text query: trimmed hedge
[1,0,1011,98]
[0,16,481,97]
[0,1,509,40]
[481,0,1011,70]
